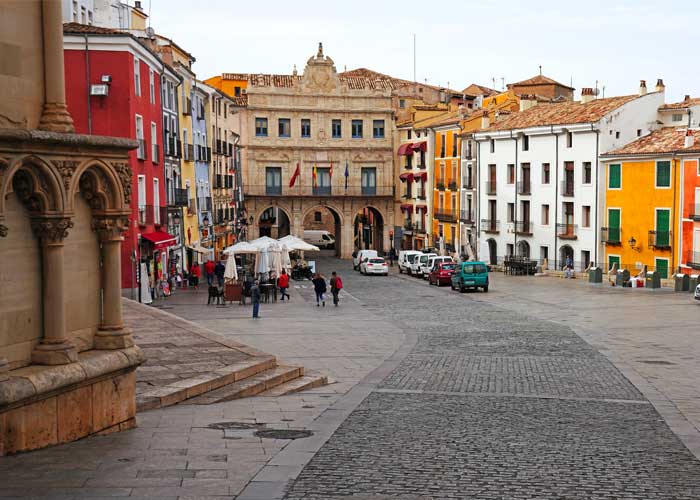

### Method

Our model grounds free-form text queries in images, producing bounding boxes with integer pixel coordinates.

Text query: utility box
[646,271,661,289]
[616,269,630,287]
[674,273,690,292]
[589,267,602,283]
[689,274,700,292]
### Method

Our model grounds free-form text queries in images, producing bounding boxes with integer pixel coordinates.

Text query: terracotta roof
[602,127,700,156]
[230,96,248,107]
[340,68,462,94]
[483,94,639,131]
[659,97,700,110]
[64,22,123,35]
[248,74,301,87]
[508,74,574,91]
[462,83,499,96]
[413,110,462,129]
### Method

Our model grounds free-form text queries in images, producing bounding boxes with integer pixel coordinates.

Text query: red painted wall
[680,158,700,273]
[65,47,165,289]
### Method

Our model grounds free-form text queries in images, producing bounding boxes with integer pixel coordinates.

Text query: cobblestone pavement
[285,260,700,499]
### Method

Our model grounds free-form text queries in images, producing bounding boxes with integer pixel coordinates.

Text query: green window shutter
[656,161,671,187]
[655,258,668,279]
[609,164,621,189]
[608,209,621,242]
[655,209,670,247]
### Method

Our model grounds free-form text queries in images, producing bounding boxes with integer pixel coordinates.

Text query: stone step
[136,355,277,411]
[256,371,329,397]
[183,365,305,404]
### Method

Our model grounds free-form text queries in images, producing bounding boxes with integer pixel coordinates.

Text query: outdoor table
[260,283,276,303]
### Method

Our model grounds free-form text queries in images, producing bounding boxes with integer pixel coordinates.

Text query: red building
[63,23,176,296]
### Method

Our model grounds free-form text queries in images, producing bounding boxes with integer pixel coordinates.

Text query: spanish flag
[312,163,318,188]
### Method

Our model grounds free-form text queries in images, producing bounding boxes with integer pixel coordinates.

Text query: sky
[146,0,700,102]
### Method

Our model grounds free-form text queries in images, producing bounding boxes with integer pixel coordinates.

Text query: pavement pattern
[284,259,700,499]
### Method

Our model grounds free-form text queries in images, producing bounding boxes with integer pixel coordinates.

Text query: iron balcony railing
[448,181,458,191]
[601,227,621,245]
[266,185,282,195]
[561,180,575,197]
[414,223,426,233]
[136,139,147,160]
[648,230,671,249]
[557,223,578,239]
[462,177,474,190]
[691,204,700,221]
[403,221,414,232]
[434,210,457,222]
[137,205,166,226]
[686,250,700,269]
[485,181,497,195]
[197,196,212,213]
[245,185,394,197]
[517,180,531,195]
[459,210,474,224]
[169,188,188,207]
[436,182,445,191]
[514,221,533,235]
[481,218,499,233]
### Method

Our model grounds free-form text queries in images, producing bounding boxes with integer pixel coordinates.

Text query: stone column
[93,216,134,349]
[342,210,354,259]
[0,218,8,377]
[30,216,78,365]
[37,0,75,133]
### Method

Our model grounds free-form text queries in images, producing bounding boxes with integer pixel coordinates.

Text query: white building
[474,80,665,270]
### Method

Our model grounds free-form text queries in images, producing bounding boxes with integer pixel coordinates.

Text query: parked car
[695,283,700,301]
[422,256,453,279]
[303,230,335,249]
[428,262,458,286]
[411,252,436,277]
[451,261,490,292]
[353,249,378,271]
[398,250,421,274]
[361,257,389,276]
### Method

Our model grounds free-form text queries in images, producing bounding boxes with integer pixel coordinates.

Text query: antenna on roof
[413,34,416,83]
[539,65,542,76]
[492,77,496,90]
[500,77,504,90]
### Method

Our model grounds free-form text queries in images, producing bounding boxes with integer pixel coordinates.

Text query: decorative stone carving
[38,102,75,134]
[111,162,132,204]
[0,224,7,237]
[92,215,129,241]
[51,160,79,190]
[13,169,43,212]
[30,217,73,244]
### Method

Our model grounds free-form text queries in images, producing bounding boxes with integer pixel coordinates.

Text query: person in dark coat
[214,260,226,287]
[251,280,261,318]
[312,273,327,307]
[329,271,343,307]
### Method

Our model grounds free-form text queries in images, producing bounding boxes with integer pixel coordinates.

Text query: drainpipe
[84,34,92,134]
[593,125,600,267]
[553,126,559,268]
[672,153,678,272]
[511,131,518,255]
[476,137,481,259]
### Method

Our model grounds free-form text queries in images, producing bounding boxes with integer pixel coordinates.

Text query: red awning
[415,171,428,180]
[141,230,177,250]
[415,204,427,211]
[400,204,414,213]
[399,172,414,181]
[412,141,427,152]
[397,143,415,156]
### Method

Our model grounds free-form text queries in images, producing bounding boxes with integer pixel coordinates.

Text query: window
[265,167,282,195]
[407,129,412,140]
[234,86,241,97]
[440,134,446,157]
[542,163,550,184]
[278,118,291,137]
[672,113,684,122]
[301,119,311,138]
[332,119,342,138]
[542,204,550,225]
[522,135,529,151]
[490,139,495,153]
[540,246,549,263]
[656,161,671,188]
[637,129,642,137]
[72,1,78,21]
[135,115,145,160]
[151,122,158,163]
[314,168,331,195]
[608,164,621,189]
[582,206,591,227]
[566,131,573,148]
[506,243,514,257]
[88,10,93,24]
[361,167,377,195]
[583,162,592,184]
[134,58,141,96]
[452,132,458,157]
[655,258,669,279]
[581,250,590,270]
[149,69,155,104]
[153,179,160,224]
[81,6,86,23]
[255,117,268,137]
[615,131,620,139]
[507,164,515,184]
[507,203,515,223]
[373,120,385,138]
[137,175,146,221]
[399,99,406,109]
[314,211,322,222]
[351,119,363,138]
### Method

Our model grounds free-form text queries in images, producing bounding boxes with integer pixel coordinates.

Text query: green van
[450,261,489,293]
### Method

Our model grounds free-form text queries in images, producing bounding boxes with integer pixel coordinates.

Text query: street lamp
[249,215,254,225]
[628,236,641,252]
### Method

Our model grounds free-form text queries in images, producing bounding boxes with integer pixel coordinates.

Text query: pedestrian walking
[564,255,574,279]
[388,247,396,267]
[251,279,261,318]
[214,260,225,287]
[278,269,290,301]
[190,262,201,290]
[204,259,216,286]
[312,272,327,307]
[329,271,343,306]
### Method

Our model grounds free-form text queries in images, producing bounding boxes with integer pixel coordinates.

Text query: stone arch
[517,240,530,259]
[301,203,344,257]
[352,205,385,253]
[0,155,66,216]
[257,204,292,238]
[301,202,345,227]
[67,159,130,212]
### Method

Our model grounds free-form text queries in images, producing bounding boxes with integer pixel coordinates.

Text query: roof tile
[603,127,700,156]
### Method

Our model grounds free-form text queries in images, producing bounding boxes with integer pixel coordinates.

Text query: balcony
[686,250,700,269]
[403,221,414,233]
[185,144,194,161]
[691,204,700,221]
[462,177,474,190]
[481,219,499,233]
[517,180,531,195]
[485,181,497,195]
[648,230,671,249]
[414,223,426,234]
[152,144,160,164]
[436,182,445,191]
[136,139,147,160]
[561,180,574,197]
[137,205,166,226]
[601,227,621,245]
[169,188,188,207]
[514,220,533,235]
[434,210,457,222]
[459,210,475,224]
[557,223,578,240]
[448,181,458,191]
[183,97,192,116]
[214,174,223,189]
[244,185,394,197]
[154,206,168,226]
[187,198,196,215]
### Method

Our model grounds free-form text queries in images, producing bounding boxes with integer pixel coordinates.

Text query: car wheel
[483,285,489,293]
[459,285,465,293]
[399,268,403,274]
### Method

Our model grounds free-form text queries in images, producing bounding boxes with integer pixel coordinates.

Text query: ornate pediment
[300,43,340,94]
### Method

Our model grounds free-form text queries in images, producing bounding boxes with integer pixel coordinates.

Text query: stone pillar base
[0,359,9,382]
[37,102,75,134]
[94,327,134,350]
[31,341,78,365]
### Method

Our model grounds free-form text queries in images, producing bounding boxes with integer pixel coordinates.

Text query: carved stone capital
[51,160,80,190]
[38,102,75,134]
[110,162,132,204]
[30,216,73,245]
[0,224,7,238]
[92,215,129,241]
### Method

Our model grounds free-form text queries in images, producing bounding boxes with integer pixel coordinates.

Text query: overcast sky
[146,0,699,102]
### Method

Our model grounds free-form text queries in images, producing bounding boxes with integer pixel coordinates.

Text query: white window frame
[134,57,141,96]
[654,160,672,189]
[149,69,155,104]
[137,174,146,223]
[153,178,160,224]
[151,122,158,161]
[608,163,622,190]
[582,205,591,228]
[135,114,144,159]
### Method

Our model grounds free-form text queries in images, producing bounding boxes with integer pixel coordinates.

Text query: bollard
[646,271,661,289]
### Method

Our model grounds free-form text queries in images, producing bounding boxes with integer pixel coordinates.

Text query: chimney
[581,87,595,104]
[639,80,647,96]
[684,130,694,148]
[685,94,691,102]
[134,0,143,10]
[655,79,665,93]
[519,94,537,111]
[481,112,490,129]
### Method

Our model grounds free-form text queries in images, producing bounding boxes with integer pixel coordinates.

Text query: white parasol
[255,247,271,275]
[249,236,279,250]
[277,235,320,252]
[224,241,258,254]
[224,254,238,281]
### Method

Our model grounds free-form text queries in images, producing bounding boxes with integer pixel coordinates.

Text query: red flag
[289,162,300,187]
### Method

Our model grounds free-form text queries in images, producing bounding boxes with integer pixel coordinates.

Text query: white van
[411,252,436,277]
[353,249,378,271]
[398,250,421,274]
[303,230,335,249]
[422,255,453,279]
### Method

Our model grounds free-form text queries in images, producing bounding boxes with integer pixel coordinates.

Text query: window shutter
[609,164,621,188]
[656,161,671,187]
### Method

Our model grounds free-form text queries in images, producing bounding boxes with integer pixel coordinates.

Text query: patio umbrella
[224,241,258,254]
[224,254,238,281]
[278,235,320,252]
[281,244,292,270]
[249,236,278,250]
[255,247,270,275]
